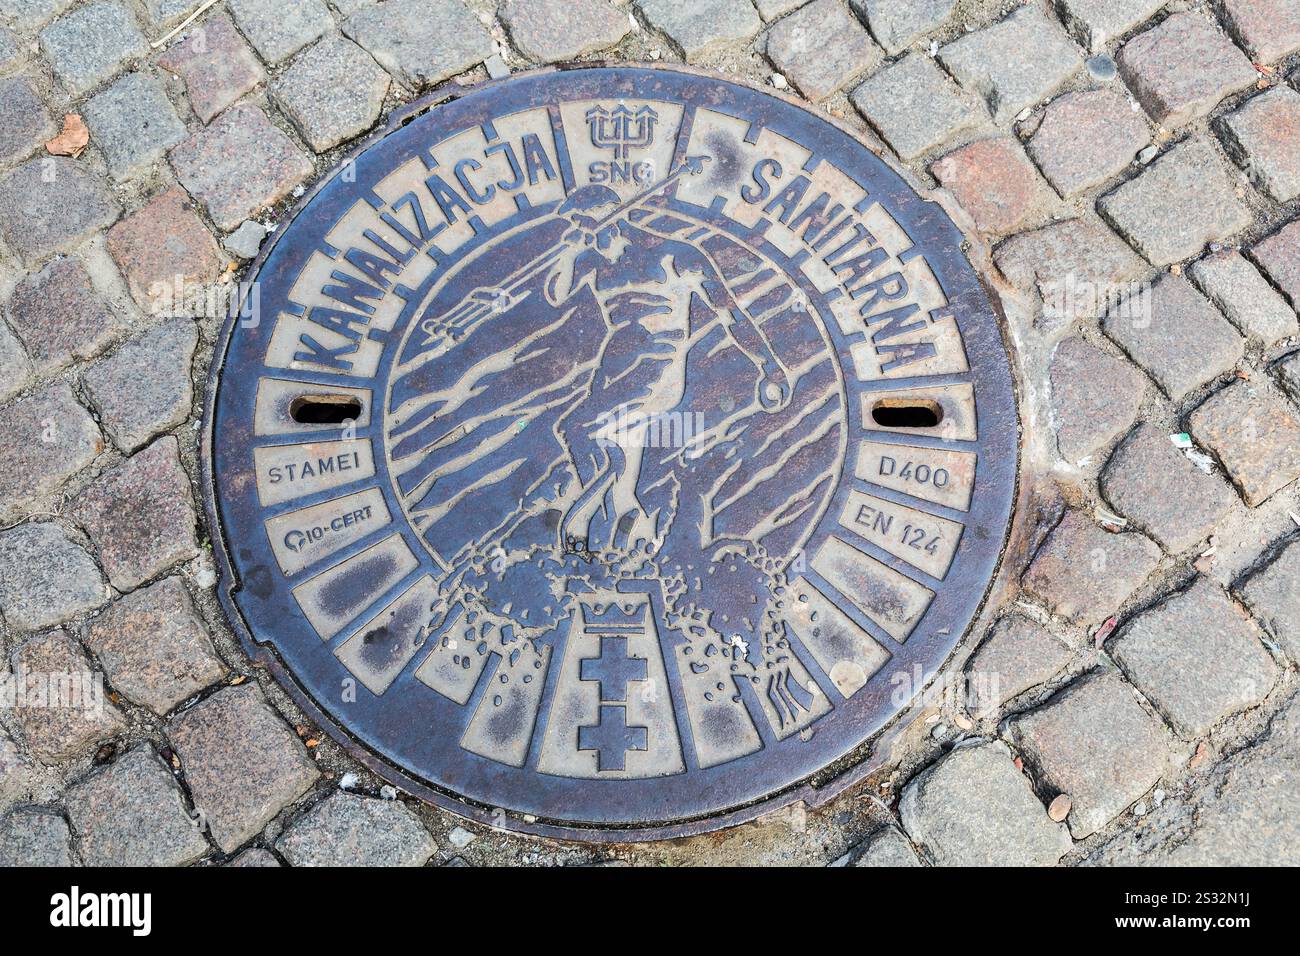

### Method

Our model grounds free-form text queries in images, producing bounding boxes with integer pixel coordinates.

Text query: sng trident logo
[585,103,658,185]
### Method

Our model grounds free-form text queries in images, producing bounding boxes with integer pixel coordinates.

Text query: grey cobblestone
[0,0,73,32]
[966,615,1073,717]
[0,157,121,265]
[1048,336,1148,463]
[849,825,921,866]
[1116,11,1256,130]
[84,72,187,180]
[1190,250,1299,345]
[1251,219,1300,308]
[0,810,73,867]
[1100,424,1235,553]
[85,576,225,715]
[0,23,16,72]
[0,75,56,168]
[851,53,981,161]
[11,630,126,764]
[1021,509,1161,628]
[1007,670,1174,838]
[1110,579,1276,739]
[0,322,29,405]
[753,0,802,19]
[168,683,319,853]
[276,793,437,866]
[1096,690,1300,865]
[851,0,952,55]
[229,847,281,866]
[1054,0,1166,52]
[1279,352,1300,403]
[38,1,146,95]
[1219,87,1300,204]
[170,103,314,232]
[82,319,199,454]
[1103,275,1243,402]
[765,0,880,103]
[343,0,494,89]
[1027,89,1149,198]
[0,383,105,526]
[499,0,629,63]
[157,12,266,125]
[900,740,1071,866]
[227,0,333,66]
[938,6,1082,124]
[1220,0,1300,64]
[272,36,391,153]
[1188,378,1300,507]
[1098,137,1252,267]
[638,0,762,63]
[1238,538,1300,660]
[70,436,200,591]
[993,216,1146,323]
[0,523,109,632]
[3,258,119,375]
[0,729,27,810]
[143,0,194,28]
[66,746,209,866]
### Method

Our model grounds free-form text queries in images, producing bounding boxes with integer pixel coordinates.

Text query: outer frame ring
[199,61,1022,843]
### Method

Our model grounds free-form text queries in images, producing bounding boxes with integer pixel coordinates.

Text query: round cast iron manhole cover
[203,65,1019,840]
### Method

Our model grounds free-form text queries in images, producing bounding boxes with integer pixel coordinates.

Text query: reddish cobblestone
[1028,89,1149,198]
[1116,12,1257,129]
[107,187,222,313]
[1250,219,1300,308]
[3,258,120,374]
[765,0,880,103]
[1220,0,1300,64]
[157,12,265,125]
[1021,510,1161,628]
[1219,87,1300,203]
[12,630,126,764]
[1188,379,1300,506]
[70,436,200,591]
[931,136,1051,237]
[170,103,313,231]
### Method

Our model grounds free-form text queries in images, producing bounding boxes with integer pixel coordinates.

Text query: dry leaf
[46,113,89,158]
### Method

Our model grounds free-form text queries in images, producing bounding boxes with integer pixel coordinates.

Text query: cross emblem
[579,704,648,772]
[580,635,648,702]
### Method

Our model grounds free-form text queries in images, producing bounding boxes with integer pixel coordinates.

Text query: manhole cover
[203,65,1018,840]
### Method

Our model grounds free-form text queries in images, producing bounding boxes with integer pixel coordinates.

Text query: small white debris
[448,826,476,849]
[1016,106,1032,122]
[292,184,306,199]
[1153,788,1166,807]
[928,39,939,56]
[1289,511,1300,528]
[1170,432,1193,449]
[339,772,360,791]
[648,47,661,60]
[930,723,948,740]
[1095,507,1128,530]
[484,53,510,80]
[1184,448,1215,473]
[1133,801,1147,817]
[380,785,398,800]
[771,73,788,90]
[193,564,217,590]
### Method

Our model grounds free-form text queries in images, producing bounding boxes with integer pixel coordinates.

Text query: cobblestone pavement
[0,0,1297,867]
